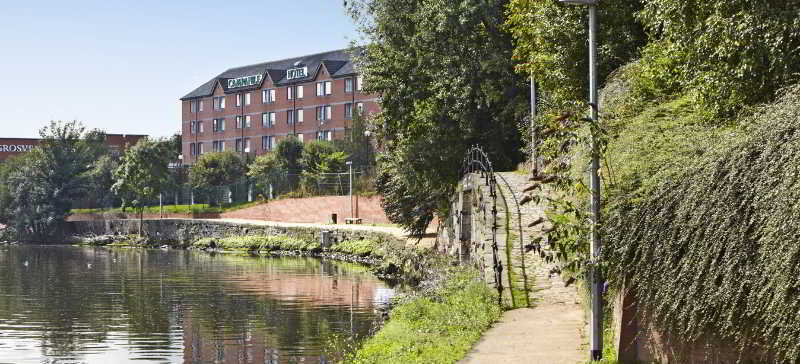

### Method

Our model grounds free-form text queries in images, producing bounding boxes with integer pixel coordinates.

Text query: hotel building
[179,48,379,164]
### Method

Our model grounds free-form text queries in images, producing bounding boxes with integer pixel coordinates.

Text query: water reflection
[0,245,393,363]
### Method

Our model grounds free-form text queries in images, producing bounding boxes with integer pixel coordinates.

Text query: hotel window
[236,94,242,107]
[297,133,304,142]
[356,75,363,91]
[213,140,226,152]
[213,96,225,110]
[262,112,276,127]
[199,100,204,111]
[316,130,333,141]
[190,101,197,112]
[197,142,204,154]
[297,85,304,99]
[190,143,196,156]
[316,105,332,122]
[245,92,251,105]
[316,81,332,96]
[236,115,251,128]
[198,121,204,133]
[356,102,364,115]
[213,118,225,132]
[263,89,276,103]
[345,78,353,93]
[190,121,196,134]
[296,108,304,123]
[345,103,353,119]
[235,138,251,152]
[287,86,294,100]
[262,135,276,151]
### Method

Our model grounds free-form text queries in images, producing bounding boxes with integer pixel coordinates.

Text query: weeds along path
[463,171,584,364]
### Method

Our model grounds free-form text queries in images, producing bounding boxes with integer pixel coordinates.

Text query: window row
[190,103,364,133]
[189,133,322,156]
[193,76,365,111]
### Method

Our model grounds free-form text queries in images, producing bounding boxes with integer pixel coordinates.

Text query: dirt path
[462,172,585,364]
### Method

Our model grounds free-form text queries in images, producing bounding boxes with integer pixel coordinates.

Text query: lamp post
[346,161,353,218]
[559,0,602,361]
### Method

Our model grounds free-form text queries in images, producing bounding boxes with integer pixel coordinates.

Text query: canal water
[0,245,394,363]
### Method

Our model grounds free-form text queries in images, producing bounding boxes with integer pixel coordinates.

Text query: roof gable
[180,48,361,100]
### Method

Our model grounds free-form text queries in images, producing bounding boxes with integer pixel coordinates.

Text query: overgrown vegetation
[348,266,501,363]
[505,0,800,361]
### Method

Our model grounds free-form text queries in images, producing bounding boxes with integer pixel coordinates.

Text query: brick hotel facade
[180,48,379,164]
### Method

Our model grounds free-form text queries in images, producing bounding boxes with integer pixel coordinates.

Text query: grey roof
[181,48,361,100]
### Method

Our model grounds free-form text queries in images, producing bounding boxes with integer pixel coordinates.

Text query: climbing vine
[604,85,800,362]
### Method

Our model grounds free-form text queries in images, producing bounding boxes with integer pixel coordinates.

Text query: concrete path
[463,172,585,364]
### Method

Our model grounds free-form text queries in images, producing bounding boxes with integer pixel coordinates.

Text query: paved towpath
[462,172,585,364]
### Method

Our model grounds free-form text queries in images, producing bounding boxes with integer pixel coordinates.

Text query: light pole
[559,0,602,361]
[346,161,353,218]
[530,76,537,175]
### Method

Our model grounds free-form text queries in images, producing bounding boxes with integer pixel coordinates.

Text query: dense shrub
[604,85,800,362]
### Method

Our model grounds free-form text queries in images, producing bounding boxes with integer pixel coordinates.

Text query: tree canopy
[189,151,247,188]
[348,0,529,234]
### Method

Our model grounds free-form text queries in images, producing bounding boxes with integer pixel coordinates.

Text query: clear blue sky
[0,1,360,138]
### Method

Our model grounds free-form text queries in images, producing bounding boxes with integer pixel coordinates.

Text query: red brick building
[179,48,379,164]
[0,134,146,162]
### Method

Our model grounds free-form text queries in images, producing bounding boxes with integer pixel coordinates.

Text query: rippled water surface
[0,245,393,363]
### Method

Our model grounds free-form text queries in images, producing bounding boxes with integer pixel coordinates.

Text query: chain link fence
[72,168,373,214]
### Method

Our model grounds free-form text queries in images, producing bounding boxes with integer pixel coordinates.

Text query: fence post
[159,193,163,219]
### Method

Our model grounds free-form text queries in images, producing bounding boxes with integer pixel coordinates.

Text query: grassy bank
[348,266,501,364]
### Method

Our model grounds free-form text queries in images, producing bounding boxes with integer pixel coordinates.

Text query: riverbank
[66,218,504,363]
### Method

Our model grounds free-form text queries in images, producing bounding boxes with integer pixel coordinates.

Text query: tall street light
[559,0,602,361]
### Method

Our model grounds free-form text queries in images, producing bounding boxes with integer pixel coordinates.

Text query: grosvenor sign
[0,145,34,152]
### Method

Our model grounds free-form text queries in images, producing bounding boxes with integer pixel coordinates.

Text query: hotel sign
[0,144,34,153]
[287,66,308,80]
[227,74,263,89]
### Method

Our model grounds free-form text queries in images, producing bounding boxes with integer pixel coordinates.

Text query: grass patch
[349,267,501,364]
[192,235,321,252]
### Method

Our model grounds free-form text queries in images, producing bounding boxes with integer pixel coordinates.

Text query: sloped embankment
[606,85,800,362]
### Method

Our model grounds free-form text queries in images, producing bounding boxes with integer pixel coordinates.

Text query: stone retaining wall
[67,219,403,248]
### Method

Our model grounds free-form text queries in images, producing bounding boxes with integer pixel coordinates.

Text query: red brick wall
[0,134,146,162]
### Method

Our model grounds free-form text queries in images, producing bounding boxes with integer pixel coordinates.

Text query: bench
[345,218,363,224]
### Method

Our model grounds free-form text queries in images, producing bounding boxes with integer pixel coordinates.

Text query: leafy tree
[274,136,304,172]
[111,138,176,235]
[636,0,800,117]
[247,152,286,198]
[3,121,108,240]
[505,0,646,112]
[347,0,529,235]
[189,151,246,188]
[336,111,376,171]
[299,141,349,195]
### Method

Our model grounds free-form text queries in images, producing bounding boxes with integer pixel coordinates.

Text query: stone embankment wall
[68,219,403,248]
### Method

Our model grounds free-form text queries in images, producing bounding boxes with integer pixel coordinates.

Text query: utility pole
[559,0,602,360]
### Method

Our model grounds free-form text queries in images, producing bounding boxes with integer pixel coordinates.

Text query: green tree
[189,151,247,188]
[274,136,304,173]
[336,111,376,171]
[111,138,176,235]
[505,0,646,112]
[299,140,349,195]
[636,0,800,117]
[247,152,286,198]
[347,0,529,235]
[3,121,108,240]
